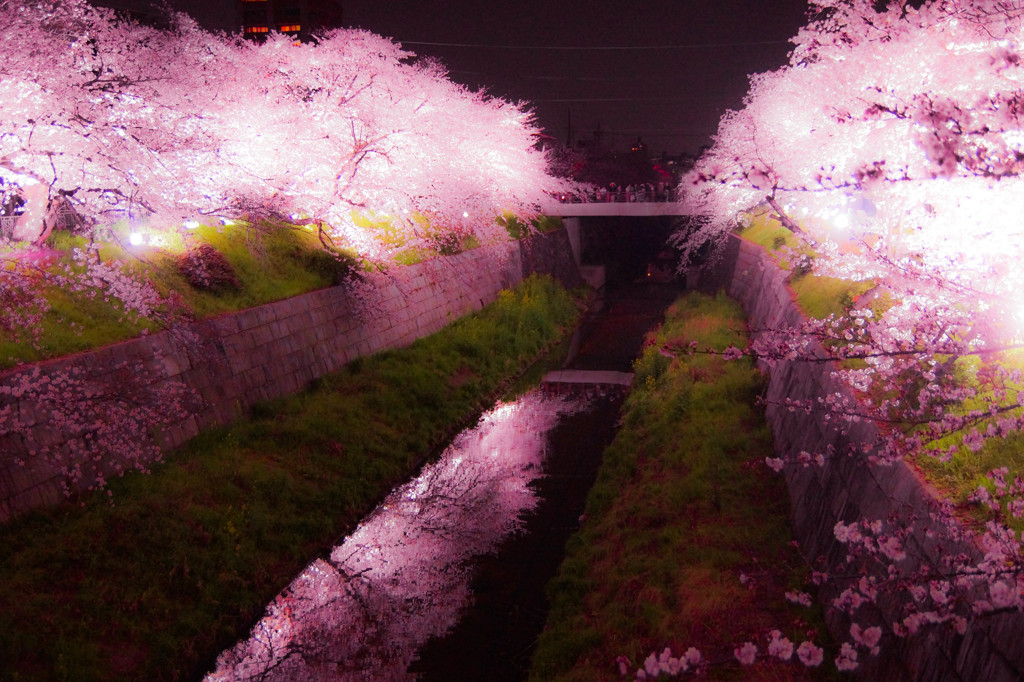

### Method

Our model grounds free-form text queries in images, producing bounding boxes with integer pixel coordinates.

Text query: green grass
[743,207,1024,557]
[529,292,835,682]
[111,222,362,318]
[739,211,874,321]
[0,274,583,682]
[498,212,564,239]
[0,221,362,368]
[912,348,1024,533]
[1,215,561,369]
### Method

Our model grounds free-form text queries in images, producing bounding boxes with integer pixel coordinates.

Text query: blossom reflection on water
[207,390,588,681]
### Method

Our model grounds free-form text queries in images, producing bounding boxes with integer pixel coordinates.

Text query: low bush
[176,243,240,291]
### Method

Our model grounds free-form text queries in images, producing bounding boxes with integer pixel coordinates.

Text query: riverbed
[205,281,682,681]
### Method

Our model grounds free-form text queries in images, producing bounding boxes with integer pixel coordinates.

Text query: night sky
[343,0,811,155]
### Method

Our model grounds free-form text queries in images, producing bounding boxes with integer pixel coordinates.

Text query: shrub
[177,243,240,291]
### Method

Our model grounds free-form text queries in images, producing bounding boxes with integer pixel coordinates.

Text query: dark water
[409,282,683,681]
[206,282,683,681]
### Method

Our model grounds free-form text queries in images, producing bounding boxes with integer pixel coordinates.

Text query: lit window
[279,24,301,32]
[245,25,269,33]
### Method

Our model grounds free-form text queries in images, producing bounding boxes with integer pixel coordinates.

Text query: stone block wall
[723,236,1024,682]
[0,229,577,521]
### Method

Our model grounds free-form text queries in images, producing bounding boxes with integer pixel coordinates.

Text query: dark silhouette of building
[90,0,343,39]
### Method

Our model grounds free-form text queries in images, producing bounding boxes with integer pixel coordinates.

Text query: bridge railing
[552,188,678,205]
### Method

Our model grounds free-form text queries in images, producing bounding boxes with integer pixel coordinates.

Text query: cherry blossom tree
[0,0,567,255]
[671,0,1024,674]
[0,0,571,500]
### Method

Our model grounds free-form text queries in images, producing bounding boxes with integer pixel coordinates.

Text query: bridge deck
[541,370,634,387]
[539,200,689,217]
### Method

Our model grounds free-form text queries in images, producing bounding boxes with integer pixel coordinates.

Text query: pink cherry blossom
[796,641,824,667]
[835,642,859,672]
[733,641,758,666]
[766,630,794,660]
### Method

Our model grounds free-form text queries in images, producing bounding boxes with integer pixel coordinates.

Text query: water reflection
[206,390,588,681]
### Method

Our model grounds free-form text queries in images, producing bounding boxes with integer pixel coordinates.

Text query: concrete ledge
[541,370,633,386]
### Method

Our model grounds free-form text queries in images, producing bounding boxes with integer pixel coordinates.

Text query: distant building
[238,0,306,39]
[90,0,343,39]
[629,136,647,157]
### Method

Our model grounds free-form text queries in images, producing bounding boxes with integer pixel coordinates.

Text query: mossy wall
[0,230,580,521]
[721,236,1024,682]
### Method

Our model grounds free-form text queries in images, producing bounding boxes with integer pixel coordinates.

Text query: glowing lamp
[462,211,469,218]
[129,232,146,246]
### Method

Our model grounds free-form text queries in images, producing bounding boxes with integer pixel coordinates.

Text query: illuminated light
[244,25,269,34]
[833,213,851,230]
[279,24,301,32]
[129,232,145,246]
[1013,301,1024,343]
[462,211,469,218]
[183,220,199,229]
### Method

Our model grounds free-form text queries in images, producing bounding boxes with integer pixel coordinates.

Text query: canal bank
[528,291,829,682]
[206,280,684,680]
[410,281,684,681]
[0,275,585,682]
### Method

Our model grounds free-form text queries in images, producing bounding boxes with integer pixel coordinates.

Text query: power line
[534,95,738,103]
[399,38,791,51]
[595,130,717,137]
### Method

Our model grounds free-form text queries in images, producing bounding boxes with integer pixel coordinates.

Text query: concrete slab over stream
[540,369,633,398]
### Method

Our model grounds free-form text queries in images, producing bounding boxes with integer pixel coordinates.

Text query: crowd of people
[558,182,677,203]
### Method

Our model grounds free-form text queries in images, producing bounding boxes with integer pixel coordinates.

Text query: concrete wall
[721,237,1024,682]
[0,229,581,521]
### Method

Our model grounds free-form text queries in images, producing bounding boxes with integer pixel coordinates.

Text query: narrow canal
[206,279,683,681]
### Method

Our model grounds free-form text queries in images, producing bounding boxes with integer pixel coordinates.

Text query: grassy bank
[741,212,1024,535]
[0,274,581,682]
[1,216,563,369]
[529,292,833,682]
[1,222,360,368]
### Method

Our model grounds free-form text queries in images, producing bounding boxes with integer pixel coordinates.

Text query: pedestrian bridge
[540,198,689,217]
[541,370,634,398]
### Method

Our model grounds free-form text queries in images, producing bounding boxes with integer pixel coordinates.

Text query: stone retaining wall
[721,236,1024,682]
[0,229,581,522]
